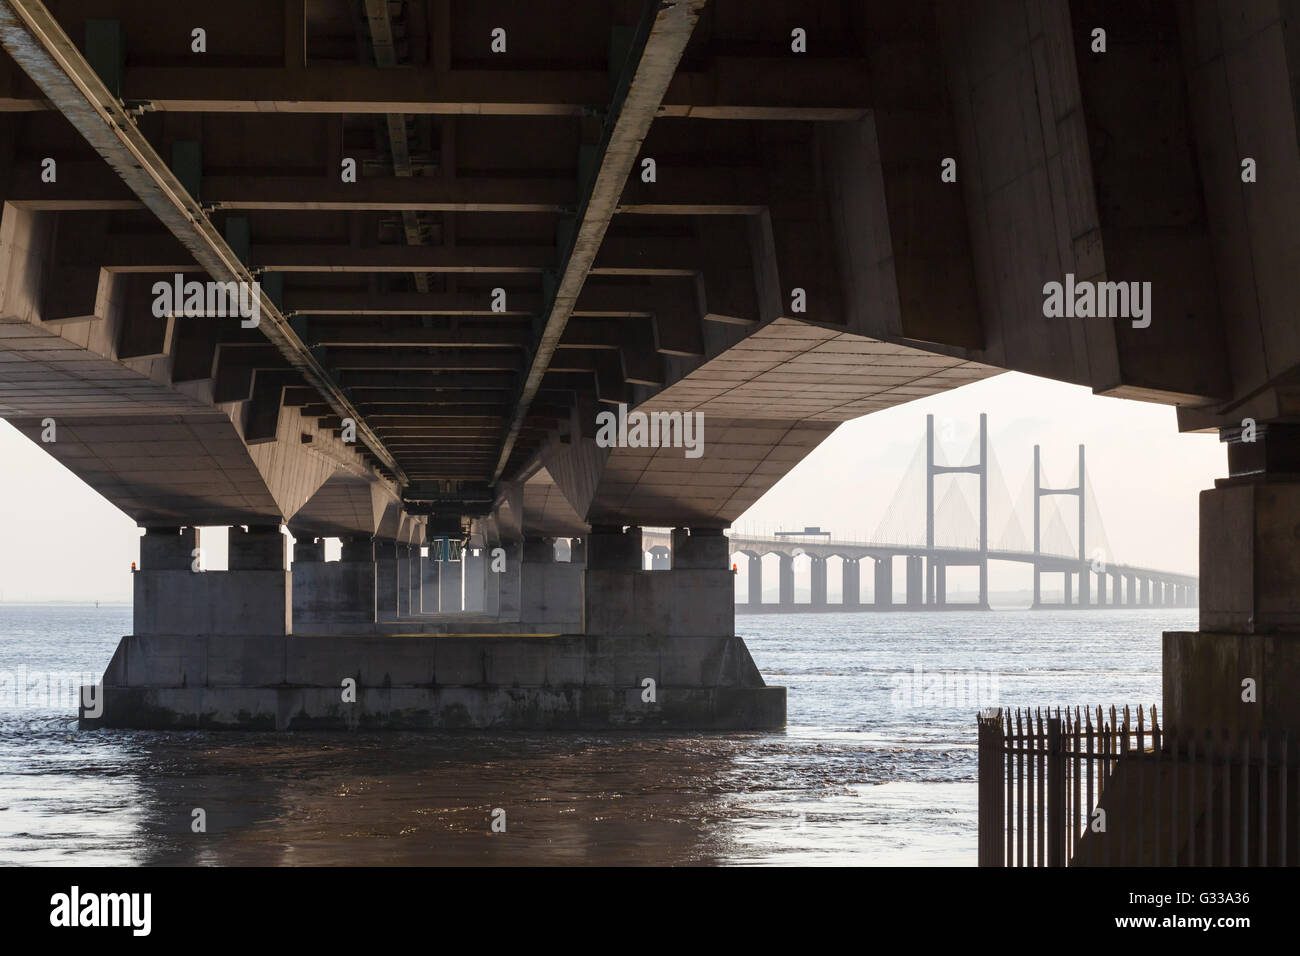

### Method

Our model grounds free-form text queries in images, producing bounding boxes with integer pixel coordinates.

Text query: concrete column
[421,551,440,612]
[374,539,400,621]
[1079,563,1090,606]
[1096,570,1107,606]
[810,556,828,607]
[1064,570,1072,606]
[293,534,376,630]
[135,524,292,637]
[583,525,734,638]
[1165,425,1300,739]
[842,558,861,608]
[396,543,411,617]
[905,555,922,608]
[517,534,580,625]
[570,538,586,564]
[438,558,462,611]
[1111,572,1121,606]
[411,546,423,613]
[935,561,946,607]
[746,555,763,607]
[481,545,501,616]
[777,553,795,606]
[1141,577,1151,606]
[875,556,893,609]
[294,536,324,563]
[496,540,523,619]
[463,549,486,611]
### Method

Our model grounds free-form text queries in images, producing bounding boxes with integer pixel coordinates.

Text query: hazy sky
[0,370,1222,602]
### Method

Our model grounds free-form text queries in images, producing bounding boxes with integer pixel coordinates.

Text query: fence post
[978,709,1005,866]
[1048,716,1066,866]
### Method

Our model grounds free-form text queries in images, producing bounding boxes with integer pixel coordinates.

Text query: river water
[0,604,1187,865]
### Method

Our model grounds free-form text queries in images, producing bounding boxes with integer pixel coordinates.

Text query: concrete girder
[0,0,406,481]
[493,0,706,481]
[287,470,398,541]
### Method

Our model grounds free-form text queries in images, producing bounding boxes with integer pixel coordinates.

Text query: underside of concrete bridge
[0,0,1297,735]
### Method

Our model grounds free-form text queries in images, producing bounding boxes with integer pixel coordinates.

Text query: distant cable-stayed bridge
[645,414,1197,612]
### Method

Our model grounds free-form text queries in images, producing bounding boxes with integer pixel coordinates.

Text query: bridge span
[643,412,1197,611]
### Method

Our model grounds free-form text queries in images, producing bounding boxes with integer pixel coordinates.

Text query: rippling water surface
[0,604,1188,865]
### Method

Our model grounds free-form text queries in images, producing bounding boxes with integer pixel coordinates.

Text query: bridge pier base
[1165,425,1300,738]
[86,523,783,730]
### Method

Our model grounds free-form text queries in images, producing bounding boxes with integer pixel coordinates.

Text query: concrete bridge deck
[0,1,1292,743]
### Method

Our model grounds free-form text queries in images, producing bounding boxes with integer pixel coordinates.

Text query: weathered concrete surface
[583,568,735,638]
[520,560,582,626]
[1163,631,1300,736]
[134,569,291,636]
[79,632,785,730]
[291,560,376,631]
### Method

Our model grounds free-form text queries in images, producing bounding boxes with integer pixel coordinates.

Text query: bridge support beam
[292,534,378,632]
[777,553,795,607]
[133,525,292,637]
[1166,424,1300,738]
[495,541,523,620]
[518,535,581,626]
[747,556,763,607]
[935,561,946,607]
[810,556,828,608]
[413,546,424,614]
[421,550,440,612]
[905,555,922,608]
[437,557,462,612]
[375,539,400,622]
[875,557,893,609]
[1096,570,1107,607]
[1078,565,1090,607]
[1141,577,1151,607]
[463,549,485,612]
[396,544,412,617]
[843,558,860,609]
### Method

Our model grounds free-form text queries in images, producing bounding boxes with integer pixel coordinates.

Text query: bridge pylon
[1033,443,1088,608]
[926,412,989,609]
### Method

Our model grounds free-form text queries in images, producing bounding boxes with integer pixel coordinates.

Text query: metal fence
[977,706,1298,866]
